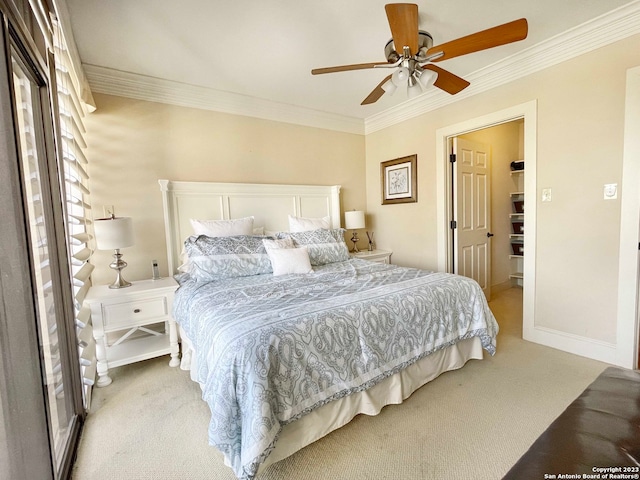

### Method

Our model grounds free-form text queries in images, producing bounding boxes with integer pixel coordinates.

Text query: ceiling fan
[311,3,528,105]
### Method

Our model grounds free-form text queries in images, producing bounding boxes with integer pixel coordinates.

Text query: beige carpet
[72,288,608,480]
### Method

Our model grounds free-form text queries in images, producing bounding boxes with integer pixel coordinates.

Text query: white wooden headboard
[158,180,342,275]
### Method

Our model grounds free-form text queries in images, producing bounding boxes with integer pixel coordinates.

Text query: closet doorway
[435,101,537,339]
[451,121,524,302]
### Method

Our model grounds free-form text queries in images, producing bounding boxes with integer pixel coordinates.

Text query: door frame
[0,11,54,479]
[0,4,84,478]
[617,66,640,369]
[436,100,537,338]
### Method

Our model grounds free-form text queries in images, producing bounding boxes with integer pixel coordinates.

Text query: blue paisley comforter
[173,258,498,479]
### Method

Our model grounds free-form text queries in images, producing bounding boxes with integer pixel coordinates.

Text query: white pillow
[190,216,254,237]
[288,215,330,232]
[267,246,313,276]
[262,237,294,250]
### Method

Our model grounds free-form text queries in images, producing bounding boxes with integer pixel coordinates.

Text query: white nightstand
[351,249,393,264]
[84,277,180,387]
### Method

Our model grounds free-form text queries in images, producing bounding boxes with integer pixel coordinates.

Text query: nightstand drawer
[351,249,393,264]
[103,296,168,331]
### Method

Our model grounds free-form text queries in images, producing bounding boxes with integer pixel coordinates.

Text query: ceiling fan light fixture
[391,66,410,86]
[407,81,422,99]
[416,68,437,88]
[381,78,397,95]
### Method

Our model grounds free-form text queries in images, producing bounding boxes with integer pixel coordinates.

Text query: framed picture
[381,154,417,205]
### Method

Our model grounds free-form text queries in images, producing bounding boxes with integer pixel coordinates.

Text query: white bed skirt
[178,326,483,473]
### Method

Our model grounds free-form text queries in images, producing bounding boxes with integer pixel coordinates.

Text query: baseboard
[523,324,617,365]
[491,280,514,295]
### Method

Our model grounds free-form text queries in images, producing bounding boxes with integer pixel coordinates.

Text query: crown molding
[83,0,640,136]
[84,65,366,135]
[365,0,640,134]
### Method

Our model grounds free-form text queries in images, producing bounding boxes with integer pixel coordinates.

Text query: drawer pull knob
[133,308,141,313]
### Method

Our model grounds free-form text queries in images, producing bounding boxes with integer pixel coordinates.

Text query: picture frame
[381,154,417,205]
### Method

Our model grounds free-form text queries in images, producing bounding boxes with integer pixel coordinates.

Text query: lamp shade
[407,81,422,99]
[344,211,365,230]
[381,79,397,95]
[391,67,409,87]
[417,69,437,88]
[94,216,134,250]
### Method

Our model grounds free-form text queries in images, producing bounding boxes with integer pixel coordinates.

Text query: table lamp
[345,210,365,253]
[94,215,134,288]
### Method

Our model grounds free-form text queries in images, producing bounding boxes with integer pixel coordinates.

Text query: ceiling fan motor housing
[385,30,433,63]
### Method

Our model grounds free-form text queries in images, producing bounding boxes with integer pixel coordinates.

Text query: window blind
[52,21,95,408]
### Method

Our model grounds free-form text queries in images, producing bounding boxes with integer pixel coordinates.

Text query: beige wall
[85,94,366,284]
[365,34,640,346]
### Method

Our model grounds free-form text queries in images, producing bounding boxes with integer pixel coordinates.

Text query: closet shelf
[509,163,524,287]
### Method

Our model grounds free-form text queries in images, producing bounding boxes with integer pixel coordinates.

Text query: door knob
[487,232,494,238]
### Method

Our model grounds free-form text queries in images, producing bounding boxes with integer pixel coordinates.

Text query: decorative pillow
[184,234,271,280]
[266,246,313,276]
[190,216,254,237]
[253,226,265,236]
[288,214,331,232]
[262,237,295,250]
[276,228,350,266]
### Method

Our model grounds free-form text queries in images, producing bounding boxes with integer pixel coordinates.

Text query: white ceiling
[65,0,636,120]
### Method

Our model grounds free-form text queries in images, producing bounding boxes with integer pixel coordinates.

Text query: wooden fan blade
[312,62,389,75]
[361,74,393,105]
[385,3,419,55]
[423,64,470,95]
[427,18,528,62]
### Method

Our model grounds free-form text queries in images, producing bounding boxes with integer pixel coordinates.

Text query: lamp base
[109,249,132,289]
[350,231,360,253]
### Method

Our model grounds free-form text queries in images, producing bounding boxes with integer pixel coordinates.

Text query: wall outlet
[103,205,115,218]
[604,183,618,200]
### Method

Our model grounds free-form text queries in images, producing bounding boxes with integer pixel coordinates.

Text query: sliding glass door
[0,7,84,479]
[11,49,78,472]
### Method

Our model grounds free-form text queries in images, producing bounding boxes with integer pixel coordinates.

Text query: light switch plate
[542,188,552,202]
[604,183,617,200]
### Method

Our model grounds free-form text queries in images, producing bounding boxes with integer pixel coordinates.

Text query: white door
[453,137,492,299]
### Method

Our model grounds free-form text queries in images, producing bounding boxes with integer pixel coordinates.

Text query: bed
[158,180,498,480]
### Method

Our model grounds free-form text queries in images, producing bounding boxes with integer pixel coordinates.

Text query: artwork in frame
[381,154,417,205]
